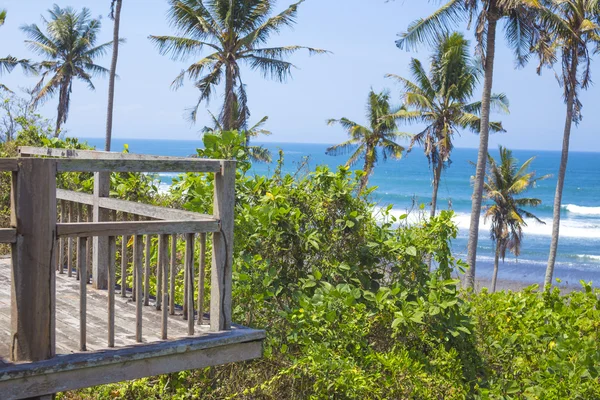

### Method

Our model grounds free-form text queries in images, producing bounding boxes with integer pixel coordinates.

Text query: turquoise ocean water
[85,138,600,287]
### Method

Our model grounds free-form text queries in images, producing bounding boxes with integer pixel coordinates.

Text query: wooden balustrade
[0,149,263,400]
[49,199,215,350]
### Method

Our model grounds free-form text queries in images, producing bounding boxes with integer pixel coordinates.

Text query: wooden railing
[1,148,236,363]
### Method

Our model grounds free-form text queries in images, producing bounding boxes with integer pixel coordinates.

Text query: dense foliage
[57,133,600,400]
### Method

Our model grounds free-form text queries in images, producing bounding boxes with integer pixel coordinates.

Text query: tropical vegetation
[22,5,113,135]
[149,0,327,130]
[483,146,547,292]
[388,32,509,217]
[326,89,406,193]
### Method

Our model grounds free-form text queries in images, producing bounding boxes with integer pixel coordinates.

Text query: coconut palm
[0,9,35,92]
[105,0,123,151]
[388,32,509,218]
[483,146,548,292]
[397,0,542,289]
[327,90,406,194]
[532,0,600,288]
[149,0,326,131]
[22,5,113,135]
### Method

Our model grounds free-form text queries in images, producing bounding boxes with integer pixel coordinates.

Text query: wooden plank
[57,219,220,238]
[56,189,94,206]
[67,202,73,277]
[19,146,224,165]
[10,159,57,362]
[211,160,236,331]
[76,203,82,281]
[78,238,87,351]
[169,235,176,315]
[58,200,65,274]
[99,196,215,221]
[198,233,206,325]
[186,233,195,335]
[159,235,169,339]
[0,335,264,400]
[144,235,151,307]
[0,158,18,172]
[121,214,129,298]
[56,159,221,173]
[134,235,143,342]
[57,189,214,221]
[0,229,16,244]
[107,237,116,348]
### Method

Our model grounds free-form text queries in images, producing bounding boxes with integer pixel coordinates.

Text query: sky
[1,0,600,151]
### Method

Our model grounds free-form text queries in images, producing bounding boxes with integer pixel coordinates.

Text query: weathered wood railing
[0,148,261,400]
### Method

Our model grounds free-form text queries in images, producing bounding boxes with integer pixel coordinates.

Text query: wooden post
[121,213,129,298]
[144,234,151,306]
[67,202,73,277]
[93,171,110,289]
[108,236,116,348]
[185,233,195,335]
[134,234,143,342]
[159,234,169,339]
[170,234,176,315]
[197,233,206,325]
[76,203,82,281]
[211,160,235,331]
[10,158,57,362]
[58,200,66,274]
[79,237,87,351]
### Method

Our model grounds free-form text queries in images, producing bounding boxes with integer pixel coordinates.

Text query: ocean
[84,138,600,287]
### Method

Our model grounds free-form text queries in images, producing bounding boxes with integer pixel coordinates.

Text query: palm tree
[533,0,600,289]
[483,146,548,292]
[397,0,542,289]
[22,5,113,135]
[326,89,406,194]
[0,9,34,92]
[149,0,327,131]
[105,0,123,151]
[388,32,509,218]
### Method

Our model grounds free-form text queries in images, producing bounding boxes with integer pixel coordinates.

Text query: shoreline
[474,277,582,294]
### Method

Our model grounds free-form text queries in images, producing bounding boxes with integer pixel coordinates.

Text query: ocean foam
[576,254,600,262]
[451,212,600,239]
[563,204,600,216]
[374,206,600,239]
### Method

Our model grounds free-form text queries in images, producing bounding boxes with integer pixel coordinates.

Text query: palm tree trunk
[358,147,373,194]
[105,0,122,152]
[223,63,234,131]
[431,162,443,218]
[55,79,70,136]
[491,242,500,293]
[465,12,499,290]
[545,50,579,289]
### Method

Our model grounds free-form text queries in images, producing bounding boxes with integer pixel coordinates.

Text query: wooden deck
[0,257,265,399]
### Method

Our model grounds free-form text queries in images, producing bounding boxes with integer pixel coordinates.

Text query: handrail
[0,159,18,172]
[56,158,222,173]
[0,228,16,243]
[19,146,220,163]
[57,220,219,237]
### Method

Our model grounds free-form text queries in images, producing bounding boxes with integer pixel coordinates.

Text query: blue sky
[1,0,599,151]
